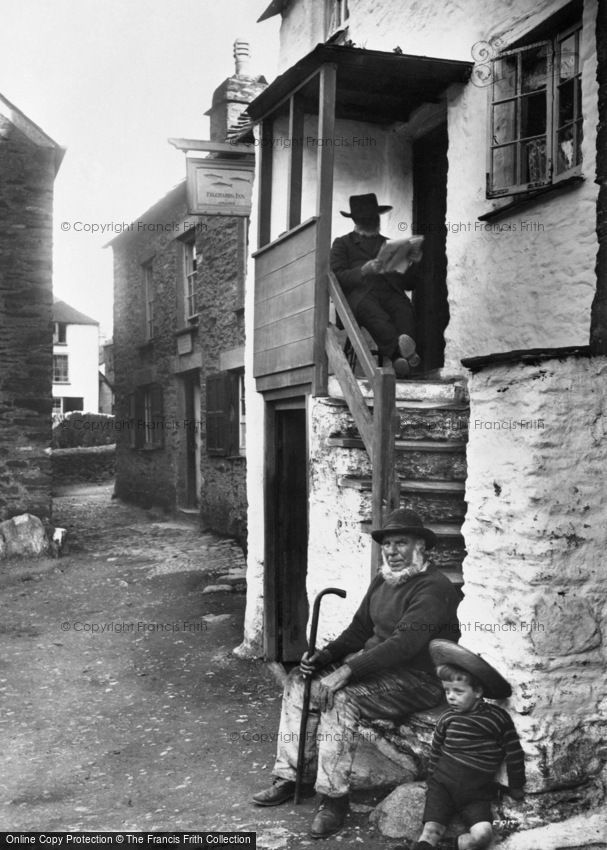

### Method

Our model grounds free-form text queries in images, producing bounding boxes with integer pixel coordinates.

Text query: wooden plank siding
[253,217,318,385]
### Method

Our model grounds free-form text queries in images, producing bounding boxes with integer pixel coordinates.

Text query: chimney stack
[205,40,267,142]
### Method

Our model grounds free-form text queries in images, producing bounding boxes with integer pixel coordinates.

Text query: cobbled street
[0,483,401,849]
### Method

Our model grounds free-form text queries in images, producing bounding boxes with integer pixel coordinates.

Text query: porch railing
[326,270,400,571]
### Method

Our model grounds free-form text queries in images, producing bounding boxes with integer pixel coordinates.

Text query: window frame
[183,238,199,323]
[128,384,164,450]
[143,261,155,340]
[325,0,349,40]
[486,20,583,199]
[53,354,69,383]
[53,323,67,345]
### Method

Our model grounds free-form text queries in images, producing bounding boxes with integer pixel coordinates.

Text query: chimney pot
[234,39,251,76]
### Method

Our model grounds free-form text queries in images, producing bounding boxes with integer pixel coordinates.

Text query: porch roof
[247,43,472,124]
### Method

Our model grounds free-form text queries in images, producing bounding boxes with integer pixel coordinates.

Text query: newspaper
[376,235,424,273]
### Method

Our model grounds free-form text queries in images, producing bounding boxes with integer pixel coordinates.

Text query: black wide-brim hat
[371,508,437,549]
[429,639,513,700]
[340,192,393,219]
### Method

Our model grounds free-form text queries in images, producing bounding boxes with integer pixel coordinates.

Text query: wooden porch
[248,44,471,575]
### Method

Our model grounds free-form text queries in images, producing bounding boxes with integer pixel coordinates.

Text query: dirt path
[0,484,400,848]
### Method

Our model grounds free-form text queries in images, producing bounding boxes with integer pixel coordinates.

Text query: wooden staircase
[325,270,469,584]
[324,375,469,585]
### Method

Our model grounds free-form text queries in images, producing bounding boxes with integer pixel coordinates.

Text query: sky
[0,0,280,338]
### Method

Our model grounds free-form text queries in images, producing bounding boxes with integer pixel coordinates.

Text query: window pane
[558,78,575,127]
[521,137,548,184]
[559,33,577,81]
[521,91,547,138]
[493,55,517,100]
[555,123,582,174]
[521,44,548,93]
[492,144,517,189]
[493,100,516,144]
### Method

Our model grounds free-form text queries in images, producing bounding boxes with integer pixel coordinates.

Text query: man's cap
[429,639,513,699]
[371,508,437,549]
[340,193,392,219]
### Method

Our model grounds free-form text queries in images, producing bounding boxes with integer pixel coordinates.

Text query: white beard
[380,547,427,586]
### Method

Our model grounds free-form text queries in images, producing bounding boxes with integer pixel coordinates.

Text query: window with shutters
[206,371,243,457]
[128,384,164,449]
[487,19,582,198]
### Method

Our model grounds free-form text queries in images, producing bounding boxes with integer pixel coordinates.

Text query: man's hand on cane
[318,665,352,712]
[299,650,327,677]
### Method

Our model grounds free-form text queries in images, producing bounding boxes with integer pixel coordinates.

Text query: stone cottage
[237,0,607,838]
[0,92,64,522]
[110,44,265,544]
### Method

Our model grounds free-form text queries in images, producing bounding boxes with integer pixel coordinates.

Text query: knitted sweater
[428,700,526,789]
[321,566,461,682]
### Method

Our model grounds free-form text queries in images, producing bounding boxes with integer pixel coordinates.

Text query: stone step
[327,436,467,482]
[328,374,468,404]
[324,397,469,443]
[396,402,469,442]
[339,476,467,523]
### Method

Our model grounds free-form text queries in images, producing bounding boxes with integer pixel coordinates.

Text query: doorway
[182,371,201,509]
[412,122,449,373]
[265,400,309,662]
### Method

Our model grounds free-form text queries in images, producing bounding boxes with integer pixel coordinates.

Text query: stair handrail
[326,271,400,571]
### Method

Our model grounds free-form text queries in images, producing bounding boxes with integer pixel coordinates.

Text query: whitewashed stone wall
[235,123,266,658]
[459,354,607,812]
[274,0,599,374]
[307,398,374,641]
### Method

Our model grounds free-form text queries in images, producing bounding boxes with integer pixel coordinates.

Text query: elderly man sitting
[252,509,461,839]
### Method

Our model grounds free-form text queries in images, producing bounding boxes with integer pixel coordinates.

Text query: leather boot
[252,777,314,806]
[309,794,349,838]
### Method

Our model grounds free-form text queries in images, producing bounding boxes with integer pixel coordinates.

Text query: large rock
[369,781,426,839]
[350,730,418,790]
[0,513,48,558]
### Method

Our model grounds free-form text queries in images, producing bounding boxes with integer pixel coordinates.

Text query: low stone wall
[459,352,607,825]
[51,445,116,485]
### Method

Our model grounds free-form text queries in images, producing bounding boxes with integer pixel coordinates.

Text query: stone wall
[112,186,185,511]
[0,114,56,522]
[458,352,607,820]
[197,215,247,544]
[52,445,115,485]
[112,186,247,533]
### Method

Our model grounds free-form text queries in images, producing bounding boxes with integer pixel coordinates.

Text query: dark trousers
[354,280,416,359]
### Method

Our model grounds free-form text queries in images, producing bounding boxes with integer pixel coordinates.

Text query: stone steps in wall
[339,476,466,524]
[325,378,469,583]
[327,436,467,482]
[327,374,467,404]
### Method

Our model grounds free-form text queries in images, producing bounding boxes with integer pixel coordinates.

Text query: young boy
[412,640,525,850]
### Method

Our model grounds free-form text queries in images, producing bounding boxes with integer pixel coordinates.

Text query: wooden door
[412,123,449,372]
[265,402,309,662]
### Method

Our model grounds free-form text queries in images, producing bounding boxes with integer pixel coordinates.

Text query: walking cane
[294,586,347,804]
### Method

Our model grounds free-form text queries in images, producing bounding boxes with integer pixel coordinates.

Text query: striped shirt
[428,700,526,789]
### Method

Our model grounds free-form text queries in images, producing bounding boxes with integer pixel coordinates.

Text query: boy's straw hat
[429,639,512,699]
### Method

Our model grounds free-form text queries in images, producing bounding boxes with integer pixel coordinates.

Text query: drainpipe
[590,0,607,353]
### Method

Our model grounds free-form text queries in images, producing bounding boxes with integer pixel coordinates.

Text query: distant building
[0,92,64,521]
[52,299,100,416]
[110,42,265,544]
[98,339,115,415]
